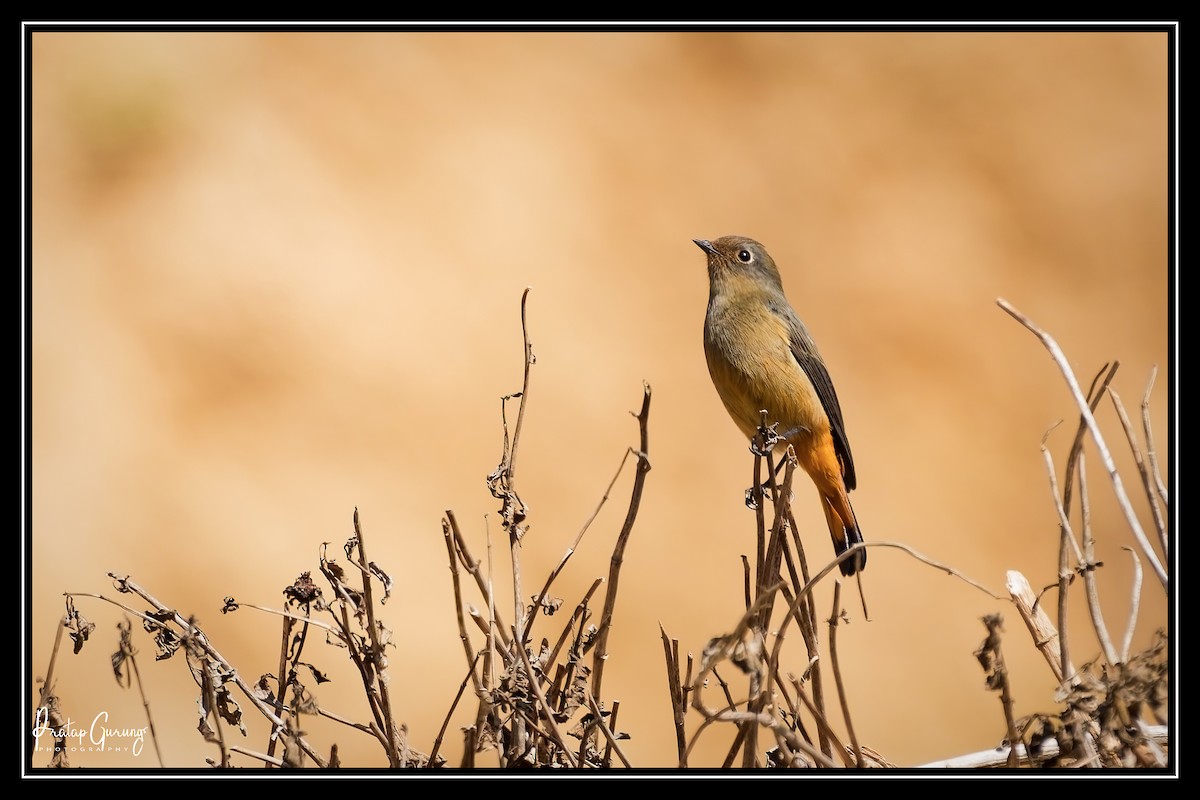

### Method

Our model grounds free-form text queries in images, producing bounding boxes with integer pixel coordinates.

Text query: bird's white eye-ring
[737,249,753,263]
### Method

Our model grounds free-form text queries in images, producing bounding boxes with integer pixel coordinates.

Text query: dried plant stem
[85,576,328,766]
[979,615,1021,768]
[591,382,652,704]
[918,725,1169,768]
[547,578,602,667]
[231,602,344,640]
[1141,366,1168,506]
[756,452,796,630]
[1077,456,1121,666]
[1040,444,1119,669]
[265,611,297,767]
[512,625,578,767]
[348,509,401,766]
[1061,362,1119,528]
[429,655,480,767]
[1006,570,1072,685]
[35,615,66,710]
[445,511,513,654]
[442,515,485,698]
[997,298,1167,588]
[827,582,863,768]
[525,443,640,640]
[1109,387,1168,552]
[121,625,164,767]
[600,699,623,768]
[586,693,632,768]
[789,678,854,767]
[503,289,535,661]
[1119,548,1144,664]
[659,626,688,767]
[227,744,285,767]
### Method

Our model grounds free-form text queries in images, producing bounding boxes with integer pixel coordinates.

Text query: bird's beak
[694,239,717,255]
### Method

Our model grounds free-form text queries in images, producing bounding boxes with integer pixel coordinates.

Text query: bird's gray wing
[777,304,857,491]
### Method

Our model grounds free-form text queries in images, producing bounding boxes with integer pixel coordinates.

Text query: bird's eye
[737,249,752,263]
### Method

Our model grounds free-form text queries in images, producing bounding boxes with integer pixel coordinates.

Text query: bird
[695,235,866,576]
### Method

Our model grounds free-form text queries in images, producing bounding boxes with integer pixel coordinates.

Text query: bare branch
[997,298,1167,588]
[591,382,652,703]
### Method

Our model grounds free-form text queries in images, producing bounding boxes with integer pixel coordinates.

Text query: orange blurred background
[27,29,1172,771]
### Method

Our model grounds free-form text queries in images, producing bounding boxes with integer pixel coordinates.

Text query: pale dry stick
[83,577,328,766]
[997,298,1167,588]
[230,601,346,643]
[1056,363,1118,658]
[1110,387,1169,553]
[585,692,633,768]
[228,744,285,767]
[1134,720,1168,767]
[512,625,579,768]
[1006,570,1073,686]
[1142,366,1169,508]
[771,543,1004,675]
[1119,547,1144,664]
[1077,456,1123,666]
[1042,426,1087,689]
[918,725,1170,768]
[1061,362,1119,527]
[1040,444,1119,668]
[524,445,640,641]
[590,382,652,705]
[826,582,863,769]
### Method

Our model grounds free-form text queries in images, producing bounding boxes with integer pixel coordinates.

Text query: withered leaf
[300,662,332,684]
[368,561,393,603]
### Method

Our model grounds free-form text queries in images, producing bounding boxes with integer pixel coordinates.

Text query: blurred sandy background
[28,29,1172,770]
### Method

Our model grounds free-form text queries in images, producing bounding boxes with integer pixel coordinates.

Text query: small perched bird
[695,235,866,576]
